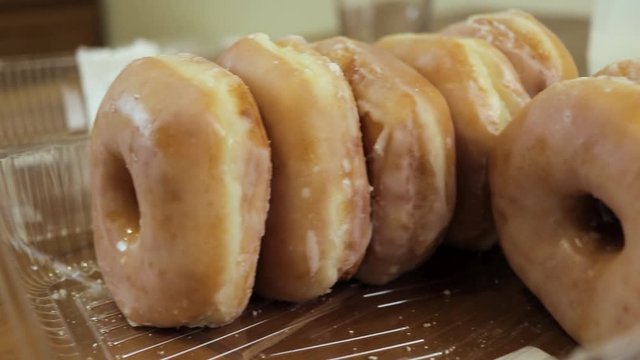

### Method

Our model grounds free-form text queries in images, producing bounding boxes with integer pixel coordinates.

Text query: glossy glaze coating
[378,34,530,250]
[491,77,640,344]
[91,54,271,327]
[218,34,371,302]
[442,9,578,96]
[595,58,640,82]
[313,37,456,285]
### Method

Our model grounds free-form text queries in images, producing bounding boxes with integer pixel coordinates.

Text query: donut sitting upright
[91,54,271,327]
[490,76,640,344]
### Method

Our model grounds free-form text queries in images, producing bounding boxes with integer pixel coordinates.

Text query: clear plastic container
[0,54,88,149]
[0,140,638,359]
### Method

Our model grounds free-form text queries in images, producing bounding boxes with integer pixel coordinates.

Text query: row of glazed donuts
[95,9,640,347]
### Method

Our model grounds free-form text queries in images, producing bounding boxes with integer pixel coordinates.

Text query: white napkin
[567,327,640,360]
[495,347,556,360]
[75,39,160,128]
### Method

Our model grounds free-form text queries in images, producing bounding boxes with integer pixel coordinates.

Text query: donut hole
[103,152,140,236]
[575,194,624,253]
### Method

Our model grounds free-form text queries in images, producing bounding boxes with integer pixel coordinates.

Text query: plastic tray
[0,54,88,149]
[0,137,588,360]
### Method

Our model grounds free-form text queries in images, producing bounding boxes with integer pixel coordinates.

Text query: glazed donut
[91,55,271,327]
[490,77,640,344]
[378,34,530,250]
[218,34,372,301]
[594,58,640,82]
[312,37,456,285]
[441,9,578,96]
